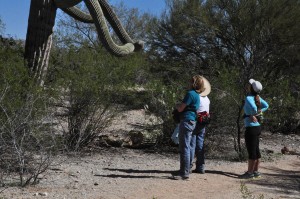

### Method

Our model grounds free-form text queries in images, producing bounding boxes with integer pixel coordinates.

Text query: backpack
[197,111,211,125]
[171,124,180,144]
[172,109,181,123]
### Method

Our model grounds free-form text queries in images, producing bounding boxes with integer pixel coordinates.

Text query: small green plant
[240,182,264,199]
[240,182,253,199]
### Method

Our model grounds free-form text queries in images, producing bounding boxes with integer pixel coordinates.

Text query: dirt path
[1,147,299,199]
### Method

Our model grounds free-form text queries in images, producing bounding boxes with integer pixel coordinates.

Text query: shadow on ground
[95,168,174,179]
[247,160,300,195]
[205,170,240,178]
[98,168,242,180]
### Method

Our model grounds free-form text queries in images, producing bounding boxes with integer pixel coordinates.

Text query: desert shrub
[47,45,147,151]
[111,88,151,110]
[0,92,58,186]
[264,77,300,134]
[142,79,184,145]
[0,38,59,186]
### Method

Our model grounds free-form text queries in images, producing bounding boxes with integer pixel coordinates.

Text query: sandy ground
[1,109,300,199]
[1,146,299,199]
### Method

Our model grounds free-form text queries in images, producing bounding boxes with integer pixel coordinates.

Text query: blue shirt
[243,95,269,127]
[181,90,200,121]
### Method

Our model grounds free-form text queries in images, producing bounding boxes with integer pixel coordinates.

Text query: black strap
[243,114,250,119]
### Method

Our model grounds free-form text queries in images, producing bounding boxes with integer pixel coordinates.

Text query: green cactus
[25,0,143,85]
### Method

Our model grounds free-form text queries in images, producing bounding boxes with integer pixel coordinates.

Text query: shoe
[172,175,189,180]
[189,164,193,174]
[192,169,205,174]
[239,172,254,179]
[253,171,261,178]
[171,172,189,180]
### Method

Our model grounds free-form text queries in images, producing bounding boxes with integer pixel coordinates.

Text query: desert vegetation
[0,0,299,188]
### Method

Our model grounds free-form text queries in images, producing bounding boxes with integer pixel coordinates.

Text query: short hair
[192,75,205,93]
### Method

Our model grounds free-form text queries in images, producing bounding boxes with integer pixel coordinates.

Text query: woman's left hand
[250,115,258,122]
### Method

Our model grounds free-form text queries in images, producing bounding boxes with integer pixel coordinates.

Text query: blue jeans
[179,120,196,177]
[190,123,206,171]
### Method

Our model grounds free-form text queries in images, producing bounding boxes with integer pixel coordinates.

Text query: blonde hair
[191,75,205,93]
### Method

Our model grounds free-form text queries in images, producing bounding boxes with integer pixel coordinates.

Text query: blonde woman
[190,77,211,174]
[172,75,205,180]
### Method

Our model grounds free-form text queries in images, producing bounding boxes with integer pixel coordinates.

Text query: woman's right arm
[260,98,269,112]
[177,103,187,112]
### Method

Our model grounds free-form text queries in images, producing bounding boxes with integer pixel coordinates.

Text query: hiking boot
[253,171,261,178]
[171,172,189,180]
[239,172,254,179]
[192,169,205,174]
[172,174,190,180]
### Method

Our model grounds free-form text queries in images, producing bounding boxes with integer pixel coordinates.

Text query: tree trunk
[236,102,244,153]
[25,0,57,86]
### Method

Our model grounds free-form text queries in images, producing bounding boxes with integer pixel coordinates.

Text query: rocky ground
[1,132,299,199]
[1,109,300,199]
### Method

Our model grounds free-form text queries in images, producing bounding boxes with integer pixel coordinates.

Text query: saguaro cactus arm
[60,1,144,51]
[61,7,94,23]
[25,0,143,85]
[83,0,134,55]
[55,0,143,55]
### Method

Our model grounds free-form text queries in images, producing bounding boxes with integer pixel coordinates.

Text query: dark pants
[245,126,261,160]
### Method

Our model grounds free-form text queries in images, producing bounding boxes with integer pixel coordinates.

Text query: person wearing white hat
[239,79,269,179]
[249,79,263,93]
[190,77,211,174]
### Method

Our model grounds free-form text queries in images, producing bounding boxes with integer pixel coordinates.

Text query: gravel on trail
[1,144,299,199]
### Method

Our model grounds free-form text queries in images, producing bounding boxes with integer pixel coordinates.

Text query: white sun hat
[249,79,263,93]
[201,77,211,96]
